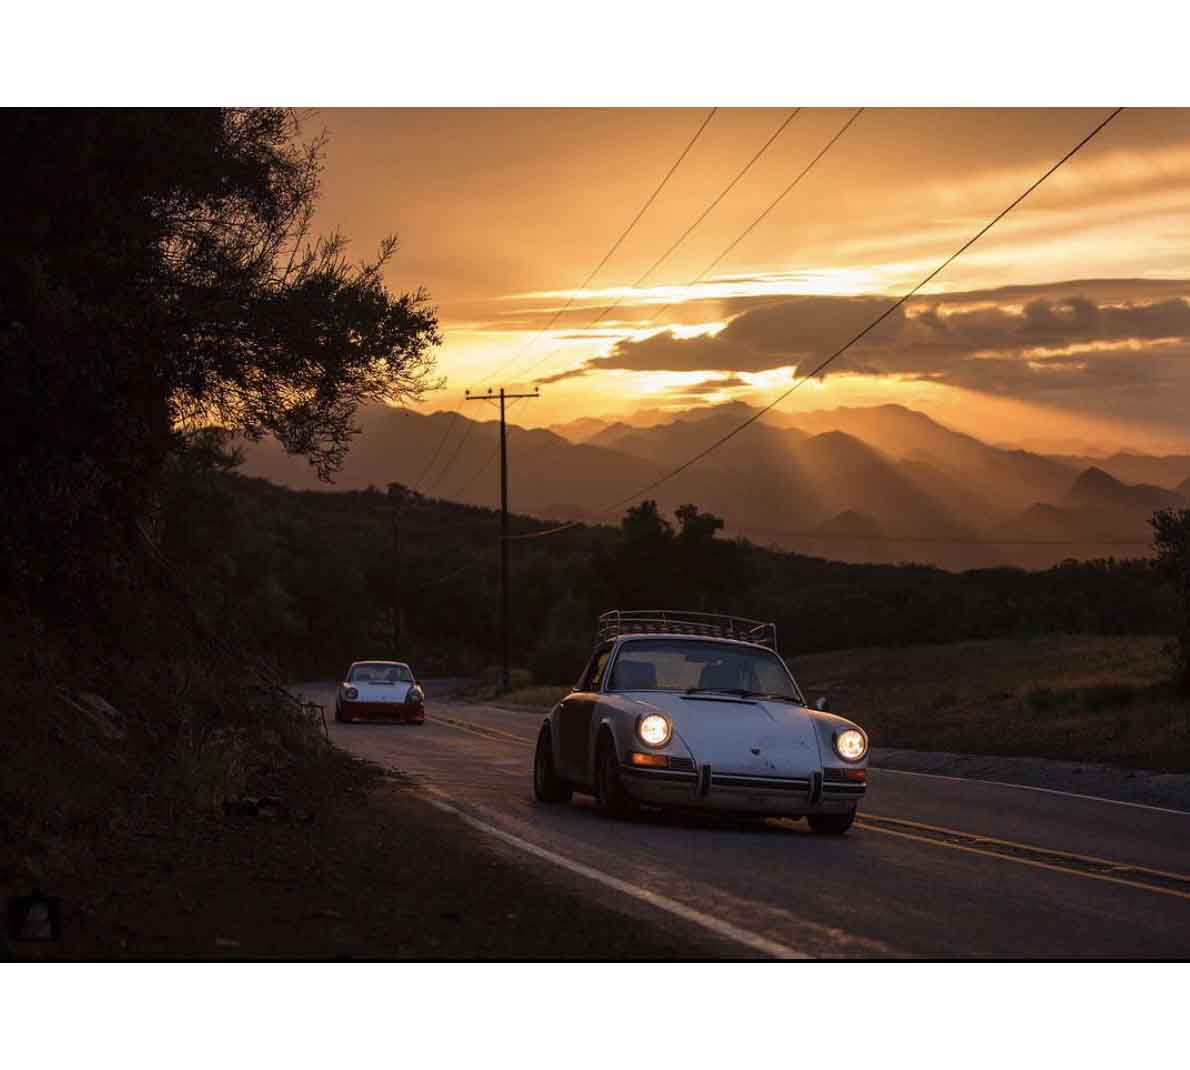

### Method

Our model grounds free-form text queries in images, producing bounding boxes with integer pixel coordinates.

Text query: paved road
[299,682,1190,959]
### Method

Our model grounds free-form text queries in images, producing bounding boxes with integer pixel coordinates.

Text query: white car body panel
[349,680,414,704]
[541,633,867,818]
[630,691,822,780]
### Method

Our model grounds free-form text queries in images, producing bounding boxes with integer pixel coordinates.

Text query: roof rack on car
[597,610,778,651]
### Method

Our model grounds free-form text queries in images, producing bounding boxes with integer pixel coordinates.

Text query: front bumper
[342,701,424,722]
[620,763,864,816]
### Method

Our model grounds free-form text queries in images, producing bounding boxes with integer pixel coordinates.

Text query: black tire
[595,738,638,820]
[533,727,572,804]
[334,704,346,724]
[808,808,856,835]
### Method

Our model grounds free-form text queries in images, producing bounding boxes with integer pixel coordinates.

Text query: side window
[579,647,612,693]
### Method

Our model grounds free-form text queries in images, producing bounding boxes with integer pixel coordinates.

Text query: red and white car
[335,660,425,724]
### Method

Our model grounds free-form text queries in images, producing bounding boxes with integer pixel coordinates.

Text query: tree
[608,501,676,606]
[0,109,440,616]
[1151,508,1190,690]
[674,503,728,609]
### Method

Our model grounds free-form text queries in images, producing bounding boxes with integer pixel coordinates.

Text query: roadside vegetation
[5,108,1190,955]
[789,634,1190,772]
[1,108,440,950]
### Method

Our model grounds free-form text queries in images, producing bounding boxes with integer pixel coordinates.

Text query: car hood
[347,681,414,703]
[621,691,824,778]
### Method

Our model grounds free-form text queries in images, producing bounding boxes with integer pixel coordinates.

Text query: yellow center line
[862,811,1190,884]
[856,821,1190,902]
[427,713,1189,901]
[428,713,535,746]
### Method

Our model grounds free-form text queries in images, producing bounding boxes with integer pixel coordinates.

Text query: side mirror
[815,695,830,712]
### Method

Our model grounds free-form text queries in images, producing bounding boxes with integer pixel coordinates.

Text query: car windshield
[606,638,804,703]
[348,663,413,683]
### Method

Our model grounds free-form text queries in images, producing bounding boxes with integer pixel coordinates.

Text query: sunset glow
[312,108,1190,449]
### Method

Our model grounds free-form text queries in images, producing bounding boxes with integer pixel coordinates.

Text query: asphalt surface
[299,681,1190,959]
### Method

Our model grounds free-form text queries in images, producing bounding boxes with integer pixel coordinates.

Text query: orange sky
[313,108,1190,452]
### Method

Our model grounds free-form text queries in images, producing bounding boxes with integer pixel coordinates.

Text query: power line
[453,108,841,487]
[513,108,805,384]
[411,410,461,493]
[525,108,864,386]
[422,110,716,495]
[474,107,718,389]
[450,442,499,499]
[506,107,1124,542]
[422,416,478,497]
[731,527,1151,548]
[465,387,540,690]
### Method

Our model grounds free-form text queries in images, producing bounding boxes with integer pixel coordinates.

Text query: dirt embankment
[3,738,725,960]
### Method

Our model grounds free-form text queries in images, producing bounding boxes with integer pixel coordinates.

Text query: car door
[556,644,612,784]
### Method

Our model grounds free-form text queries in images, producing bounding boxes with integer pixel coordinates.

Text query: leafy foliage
[1151,508,1190,690]
[177,474,1180,684]
[1,108,439,621]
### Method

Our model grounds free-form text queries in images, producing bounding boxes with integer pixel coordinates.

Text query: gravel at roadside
[872,747,1190,812]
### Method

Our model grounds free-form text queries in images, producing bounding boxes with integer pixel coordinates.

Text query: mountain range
[239,401,1190,571]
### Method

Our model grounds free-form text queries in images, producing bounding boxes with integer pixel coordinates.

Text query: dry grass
[497,685,570,708]
[455,636,1190,772]
[788,635,1190,772]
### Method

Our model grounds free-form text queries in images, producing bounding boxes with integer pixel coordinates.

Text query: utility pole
[378,483,407,660]
[465,386,539,691]
[392,511,401,656]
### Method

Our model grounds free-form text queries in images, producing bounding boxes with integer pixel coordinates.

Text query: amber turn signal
[629,752,670,768]
[843,768,866,782]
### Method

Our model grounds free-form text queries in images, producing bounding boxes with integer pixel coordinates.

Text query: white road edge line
[437,702,1190,818]
[873,766,1190,816]
[420,790,810,960]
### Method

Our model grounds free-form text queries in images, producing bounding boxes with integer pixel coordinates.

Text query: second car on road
[335,660,426,724]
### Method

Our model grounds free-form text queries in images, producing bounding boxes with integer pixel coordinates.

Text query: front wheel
[596,740,638,820]
[534,727,572,804]
[808,808,856,835]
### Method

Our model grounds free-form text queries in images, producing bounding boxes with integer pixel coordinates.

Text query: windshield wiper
[684,687,800,703]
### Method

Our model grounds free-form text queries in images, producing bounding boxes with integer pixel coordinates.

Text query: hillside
[197,472,1178,680]
[239,401,1188,570]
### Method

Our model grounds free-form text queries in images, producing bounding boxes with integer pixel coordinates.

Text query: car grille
[711,773,812,793]
[822,767,866,795]
[668,757,696,772]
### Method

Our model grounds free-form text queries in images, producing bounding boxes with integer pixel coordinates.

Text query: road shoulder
[4,748,738,960]
[872,746,1190,812]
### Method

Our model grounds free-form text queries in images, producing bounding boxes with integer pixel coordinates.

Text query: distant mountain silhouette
[237,400,1186,570]
[1097,451,1190,489]
[548,416,612,443]
[814,509,885,537]
[788,403,1078,510]
[1064,466,1185,512]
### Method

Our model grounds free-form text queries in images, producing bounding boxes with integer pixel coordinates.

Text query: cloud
[544,279,1190,397]
[660,375,751,400]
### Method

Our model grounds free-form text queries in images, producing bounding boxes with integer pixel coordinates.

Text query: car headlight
[406,686,424,705]
[834,728,867,762]
[344,686,359,701]
[637,713,672,747]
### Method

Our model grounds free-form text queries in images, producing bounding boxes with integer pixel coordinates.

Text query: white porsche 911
[533,611,868,834]
[335,660,425,724]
